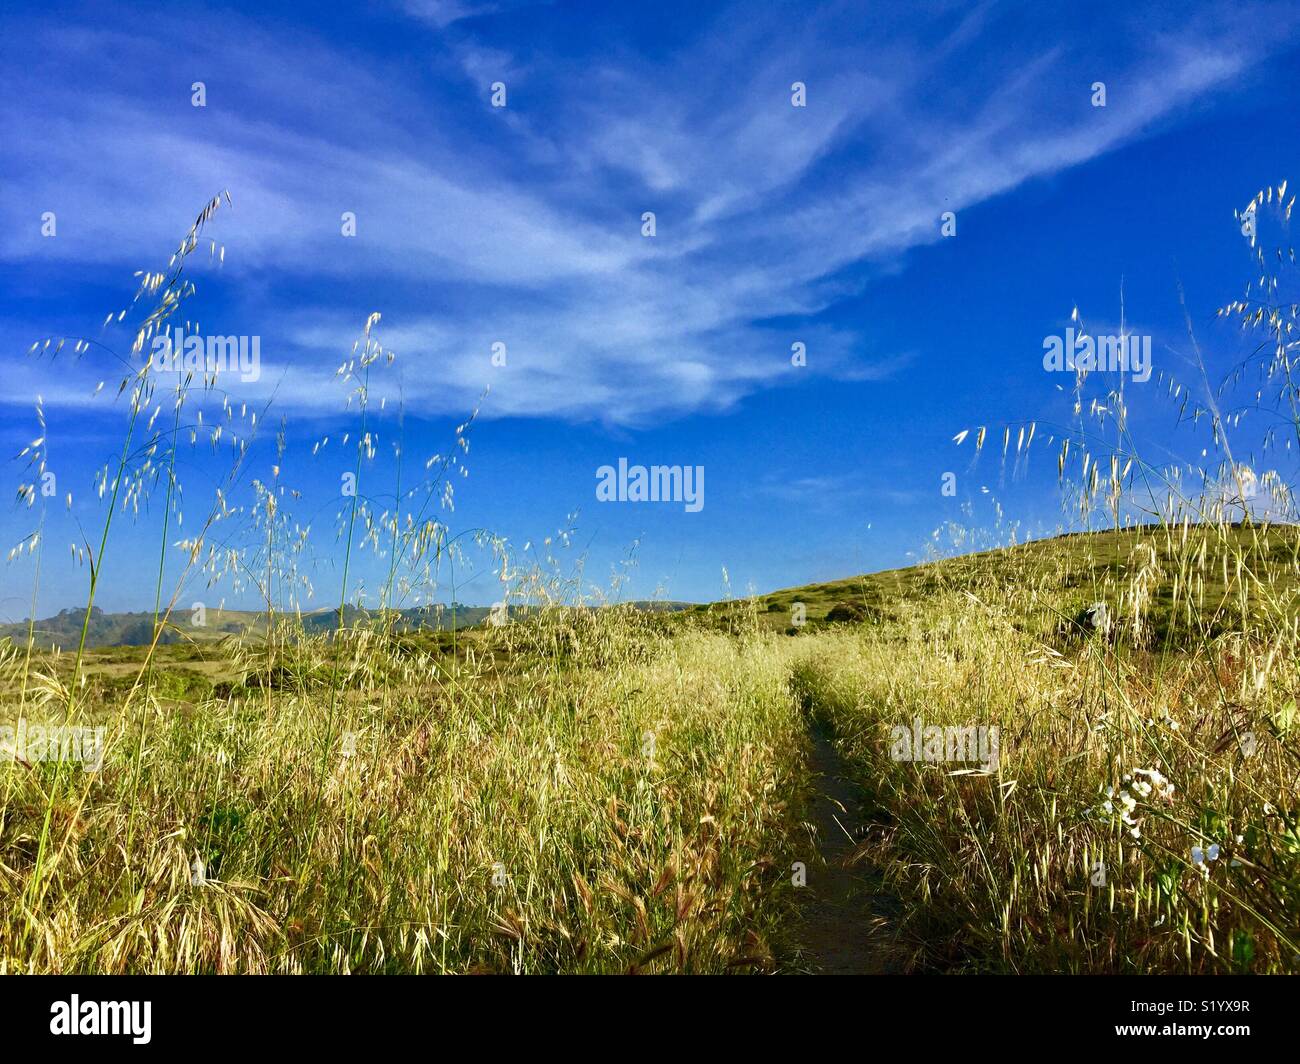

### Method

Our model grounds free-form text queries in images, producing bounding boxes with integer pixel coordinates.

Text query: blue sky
[2,0,1300,617]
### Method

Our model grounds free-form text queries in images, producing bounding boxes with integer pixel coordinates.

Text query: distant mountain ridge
[0,601,695,651]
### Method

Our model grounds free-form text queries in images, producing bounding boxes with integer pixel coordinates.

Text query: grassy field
[1,617,812,973]
[3,522,1298,973]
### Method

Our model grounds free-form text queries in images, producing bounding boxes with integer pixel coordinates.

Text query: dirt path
[791,720,901,974]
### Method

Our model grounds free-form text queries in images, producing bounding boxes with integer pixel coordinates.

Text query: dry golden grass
[1,625,808,974]
[789,531,1300,973]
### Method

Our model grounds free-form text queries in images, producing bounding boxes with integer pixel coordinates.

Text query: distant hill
[0,600,696,650]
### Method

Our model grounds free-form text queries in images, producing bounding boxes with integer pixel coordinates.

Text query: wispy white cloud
[401,0,546,30]
[1,1,1295,424]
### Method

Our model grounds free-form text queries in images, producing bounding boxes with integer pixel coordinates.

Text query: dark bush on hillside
[825,602,867,623]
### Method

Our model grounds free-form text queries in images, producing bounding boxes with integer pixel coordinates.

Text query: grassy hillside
[713,521,1300,645]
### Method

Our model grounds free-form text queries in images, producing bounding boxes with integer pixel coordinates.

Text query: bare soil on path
[791,719,902,974]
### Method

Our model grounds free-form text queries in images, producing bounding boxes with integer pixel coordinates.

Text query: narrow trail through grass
[791,716,901,974]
